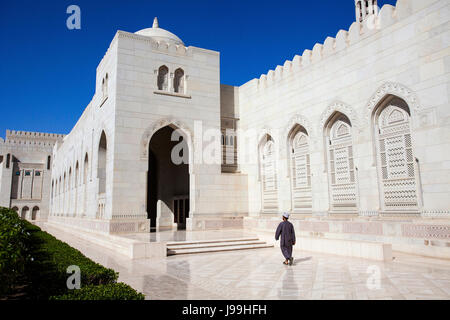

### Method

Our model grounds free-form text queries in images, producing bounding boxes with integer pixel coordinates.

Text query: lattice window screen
[327,119,358,211]
[377,105,418,211]
[261,140,278,211]
[291,132,312,211]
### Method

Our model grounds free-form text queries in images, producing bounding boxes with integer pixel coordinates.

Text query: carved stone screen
[290,132,312,212]
[376,103,418,212]
[327,118,358,211]
[261,139,278,212]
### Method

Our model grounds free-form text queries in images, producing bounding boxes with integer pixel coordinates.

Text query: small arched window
[102,73,109,99]
[47,155,51,170]
[157,66,169,91]
[173,68,184,93]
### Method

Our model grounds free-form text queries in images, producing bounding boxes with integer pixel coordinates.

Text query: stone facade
[1,0,449,257]
[0,130,64,220]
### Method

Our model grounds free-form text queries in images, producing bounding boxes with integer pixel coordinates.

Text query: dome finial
[153,17,159,28]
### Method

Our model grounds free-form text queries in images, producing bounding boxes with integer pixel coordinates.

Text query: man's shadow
[292,256,312,266]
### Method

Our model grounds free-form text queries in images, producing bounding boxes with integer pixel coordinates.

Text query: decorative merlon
[252,1,406,90]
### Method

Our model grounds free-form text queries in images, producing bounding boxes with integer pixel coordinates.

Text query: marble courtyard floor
[41,225,450,300]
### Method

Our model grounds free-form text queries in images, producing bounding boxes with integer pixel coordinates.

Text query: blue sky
[0,0,398,138]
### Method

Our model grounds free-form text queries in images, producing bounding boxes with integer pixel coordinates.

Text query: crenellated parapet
[0,130,65,153]
[247,1,414,90]
[6,130,65,140]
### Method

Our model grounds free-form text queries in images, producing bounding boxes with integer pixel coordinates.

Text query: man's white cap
[282,212,290,219]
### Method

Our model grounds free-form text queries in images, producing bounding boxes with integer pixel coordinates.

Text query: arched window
[69,168,72,190]
[98,132,107,194]
[325,113,358,212]
[83,154,89,216]
[157,66,169,91]
[6,154,10,169]
[259,135,278,212]
[75,162,79,187]
[21,206,29,219]
[32,207,39,220]
[47,155,51,170]
[288,125,312,212]
[173,68,184,93]
[102,73,108,99]
[373,96,419,212]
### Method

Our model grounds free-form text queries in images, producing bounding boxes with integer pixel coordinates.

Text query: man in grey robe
[275,212,296,265]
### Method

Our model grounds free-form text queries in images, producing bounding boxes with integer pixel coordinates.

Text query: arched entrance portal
[147,126,190,232]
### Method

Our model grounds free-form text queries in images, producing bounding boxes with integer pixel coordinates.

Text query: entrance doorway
[147,126,190,232]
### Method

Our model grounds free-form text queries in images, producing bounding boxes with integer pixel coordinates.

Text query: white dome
[135,17,184,45]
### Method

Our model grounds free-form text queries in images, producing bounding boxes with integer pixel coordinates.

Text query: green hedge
[0,207,32,296]
[24,223,119,298]
[50,283,145,300]
[0,207,144,300]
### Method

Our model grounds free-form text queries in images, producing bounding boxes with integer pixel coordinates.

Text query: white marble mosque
[0,0,449,262]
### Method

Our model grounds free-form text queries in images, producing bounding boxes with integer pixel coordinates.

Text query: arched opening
[83,154,89,216]
[98,132,107,195]
[372,95,420,212]
[287,125,312,213]
[75,161,79,216]
[102,73,108,99]
[157,66,169,91]
[68,167,72,216]
[51,180,54,213]
[173,68,184,93]
[11,207,19,215]
[32,206,39,220]
[324,112,358,213]
[259,134,278,213]
[63,172,66,215]
[147,125,190,232]
[21,206,29,219]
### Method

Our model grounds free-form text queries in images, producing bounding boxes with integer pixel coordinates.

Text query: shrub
[23,222,118,298]
[0,207,32,296]
[0,207,144,300]
[50,283,145,300]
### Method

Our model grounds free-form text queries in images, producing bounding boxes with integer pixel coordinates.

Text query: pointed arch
[157,65,169,91]
[287,124,312,213]
[323,110,358,213]
[75,161,79,187]
[371,94,421,213]
[140,118,194,173]
[32,206,39,220]
[173,68,185,93]
[21,206,29,219]
[98,131,107,194]
[259,134,278,213]
[366,82,420,125]
[320,101,359,133]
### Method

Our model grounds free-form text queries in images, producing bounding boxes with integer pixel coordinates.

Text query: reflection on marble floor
[120,229,261,243]
[41,225,450,300]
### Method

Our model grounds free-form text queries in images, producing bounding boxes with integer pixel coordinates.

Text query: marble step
[166,237,260,246]
[167,240,267,250]
[167,242,274,256]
